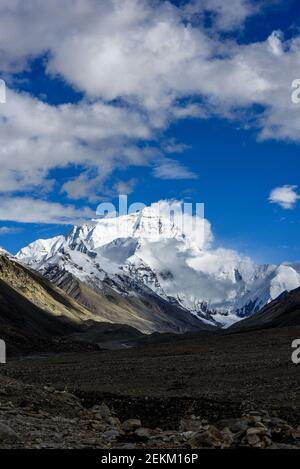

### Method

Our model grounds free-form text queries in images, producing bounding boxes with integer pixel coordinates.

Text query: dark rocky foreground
[0,374,300,449]
[1,324,300,448]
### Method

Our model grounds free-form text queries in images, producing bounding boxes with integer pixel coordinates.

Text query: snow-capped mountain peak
[16,201,300,329]
[63,201,209,250]
[0,247,11,256]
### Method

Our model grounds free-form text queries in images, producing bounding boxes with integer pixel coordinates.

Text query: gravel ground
[1,325,300,447]
[0,375,300,449]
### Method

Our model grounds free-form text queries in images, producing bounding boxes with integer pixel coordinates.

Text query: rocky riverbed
[1,374,300,449]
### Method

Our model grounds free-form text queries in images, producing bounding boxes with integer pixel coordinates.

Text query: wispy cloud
[153,159,198,180]
[0,197,94,225]
[0,226,23,235]
[113,179,137,195]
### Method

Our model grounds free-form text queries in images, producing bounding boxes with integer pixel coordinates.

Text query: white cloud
[153,158,198,180]
[0,89,152,194]
[269,185,300,209]
[182,0,258,31]
[0,197,94,224]
[113,179,137,195]
[0,0,299,209]
[0,226,22,235]
[163,139,191,154]
[268,30,284,56]
[0,1,277,118]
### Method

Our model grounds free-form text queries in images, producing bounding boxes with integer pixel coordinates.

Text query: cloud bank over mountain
[0,0,299,223]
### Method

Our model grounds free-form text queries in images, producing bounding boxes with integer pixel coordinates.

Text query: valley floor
[1,325,300,448]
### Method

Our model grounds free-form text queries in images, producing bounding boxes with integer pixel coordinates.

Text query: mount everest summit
[16,201,300,331]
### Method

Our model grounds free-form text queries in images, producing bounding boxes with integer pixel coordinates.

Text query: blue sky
[0,0,300,264]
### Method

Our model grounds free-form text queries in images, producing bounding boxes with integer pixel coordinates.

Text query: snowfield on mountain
[17,201,300,329]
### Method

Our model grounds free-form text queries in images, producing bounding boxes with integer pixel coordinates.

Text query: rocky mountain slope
[44,267,206,334]
[230,286,300,332]
[0,253,151,354]
[0,250,205,357]
[0,253,102,354]
[0,254,96,324]
[17,201,300,329]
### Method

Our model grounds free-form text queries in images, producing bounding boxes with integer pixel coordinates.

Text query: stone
[247,426,267,436]
[218,418,248,434]
[122,419,142,432]
[181,431,196,440]
[0,422,18,441]
[247,433,260,446]
[180,418,203,432]
[106,416,121,429]
[248,415,262,426]
[92,403,111,419]
[248,411,263,417]
[117,443,137,449]
[262,436,272,447]
[102,429,120,440]
[90,420,106,431]
[134,427,151,441]
[188,427,223,449]
[221,427,234,448]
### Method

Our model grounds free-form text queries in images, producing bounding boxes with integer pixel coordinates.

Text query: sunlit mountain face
[17,201,300,329]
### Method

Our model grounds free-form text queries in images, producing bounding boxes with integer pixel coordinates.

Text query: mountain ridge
[16,202,300,329]
[229,286,300,332]
[0,252,176,354]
